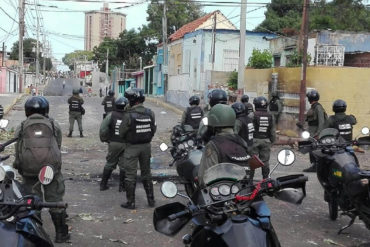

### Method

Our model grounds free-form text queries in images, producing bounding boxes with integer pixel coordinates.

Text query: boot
[303,163,317,173]
[67,131,72,137]
[50,211,70,243]
[118,170,126,192]
[80,131,84,138]
[100,168,112,191]
[143,180,155,207]
[121,181,136,209]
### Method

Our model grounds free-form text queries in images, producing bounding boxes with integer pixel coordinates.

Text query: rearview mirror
[362,127,369,135]
[0,119,9,129]
[160,143,168,152]
[38,166,55,185]
[161,181,178,198]
[277,149,295,166]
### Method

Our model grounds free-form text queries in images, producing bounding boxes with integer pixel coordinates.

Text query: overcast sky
[0,0,269,70]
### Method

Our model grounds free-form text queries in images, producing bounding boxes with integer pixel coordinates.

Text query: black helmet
[306,90,320,103]
[25,96,49,117]
[231,102,246,116]
[108,89,115,97]
[253,96,268,109]
[124,88,144,106]
[241,94,249,103]
[115,96,129,110]
[189,95,200,106]
[333,99,347,113]
[72,88,79,95]
[208,89,227,107]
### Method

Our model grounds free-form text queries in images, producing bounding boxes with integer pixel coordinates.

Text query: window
[223,49,238,71]
[274,56,281,67]
[183,50,191,74]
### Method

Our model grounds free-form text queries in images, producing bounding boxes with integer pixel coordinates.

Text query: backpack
[19,118,61,176]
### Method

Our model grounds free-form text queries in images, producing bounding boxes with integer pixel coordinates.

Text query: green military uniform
[68,95,84,134]
[101,95,115,118]
[327,112,357,141]
[306,102,326,137]
[13,114,65,213]
[268,97,283,125]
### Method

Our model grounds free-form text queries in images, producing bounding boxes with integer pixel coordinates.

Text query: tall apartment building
[84,3,126,51]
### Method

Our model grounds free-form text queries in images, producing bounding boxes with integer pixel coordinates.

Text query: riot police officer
[13,96,70,243]
[252,96,276,179]
[232,102,254,147]
[99,96,129,192]
[119,88,156,209]
[102,89,116,119]
[303,90,327,172]
[327,99,357,142]
[181,95,204,130]
[198,104,251,186]
[68,88,84,137]
[241,94,254,116]
[268,91,283,125]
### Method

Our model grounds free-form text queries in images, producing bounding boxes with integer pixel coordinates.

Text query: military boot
[100,168,113,191]
[143,180,155,207]
[121,181,136,209]
[67,131,72,137]
[50,211,70,243]
[118,170,126,192]
[80,131,84,138]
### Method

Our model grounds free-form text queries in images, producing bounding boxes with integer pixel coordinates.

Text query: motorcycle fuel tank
[176,149,202,181]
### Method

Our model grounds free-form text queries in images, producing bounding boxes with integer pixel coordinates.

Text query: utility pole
[36,17,40,86]
[162,0,168,97]
[211,12,217,71]
[237,0,247,90]
[2,42,5,67]
[299,0,309,122]
[42,38,46,85]
[105,48,109,85]
[18,0,25,93]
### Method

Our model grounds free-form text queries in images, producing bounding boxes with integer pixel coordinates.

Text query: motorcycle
[0,121,67,246]
[153,149,308,247]
[298,127,370,234]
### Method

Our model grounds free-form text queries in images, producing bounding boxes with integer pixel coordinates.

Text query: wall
[198,11,236,30]
[344,53,370,67]
[168,40,183,76]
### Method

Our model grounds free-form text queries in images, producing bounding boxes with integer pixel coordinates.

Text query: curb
[4,94,26,116]
[146,97,183,115]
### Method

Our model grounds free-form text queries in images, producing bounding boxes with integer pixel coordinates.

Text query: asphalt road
[1,78,370,246]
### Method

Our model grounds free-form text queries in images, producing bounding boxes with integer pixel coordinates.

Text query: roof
[169,11,217,42]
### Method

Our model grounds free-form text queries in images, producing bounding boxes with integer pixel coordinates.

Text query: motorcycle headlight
[178,143,185,149]
[218,185,231,196]
[187,139,194,147]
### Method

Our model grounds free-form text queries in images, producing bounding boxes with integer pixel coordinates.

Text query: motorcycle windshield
[319,128,339,139]
[203,163,246,185]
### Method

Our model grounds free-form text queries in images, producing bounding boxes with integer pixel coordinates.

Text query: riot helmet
[189,95,200,106]
[231,102,246,116]
[25,96,49,117]
[72,88,79,95]
[124,88,144,106]
[108,89,115,97]
[333,99,347,113]
[208,104,236,128]
[306,90,320,103]
[241,94,249,103]
[253,96,268,110]
[115,96,129,110]
[208,89,227,107]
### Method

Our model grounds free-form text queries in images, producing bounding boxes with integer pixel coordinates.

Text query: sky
[0,0,269,70]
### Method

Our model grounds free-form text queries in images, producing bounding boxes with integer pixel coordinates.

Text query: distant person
[268,91,283,125]
[181,95,203,130]
[327,99,356,142]
[62,80,65,89]
[68,88,84,138]
[101,90,116,119]
[241,94,254,117]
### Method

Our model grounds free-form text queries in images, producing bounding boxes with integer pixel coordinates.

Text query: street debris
[109,239,128,244]
[124,218,134,224]
[323,239,345,246]
[307,240,318,245]
[79,213,94,221]
[160,111,167,114]
[94,235,103,240]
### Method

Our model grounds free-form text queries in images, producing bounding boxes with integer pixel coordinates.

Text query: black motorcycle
[0,136,67,246]
[153,149,308,247]
[298,127,370,233]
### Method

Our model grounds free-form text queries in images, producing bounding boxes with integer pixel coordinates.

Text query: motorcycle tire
[328,198,338,221]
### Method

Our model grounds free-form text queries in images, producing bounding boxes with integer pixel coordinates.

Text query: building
[84,3,126,51]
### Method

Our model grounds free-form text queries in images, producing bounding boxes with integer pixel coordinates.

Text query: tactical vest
[269,99,279,112]
[237,114,254,146]
[19,117,61,176]
[104,97,115,112]
[109,111,125,143]
[69,98,82,112]
[211,135,251,167]
[244,103,254,115]
[333,116,353,141]
[253,111,272,139]
[126,109,155,144]
[185,106,203,129]
[306,103,327,126]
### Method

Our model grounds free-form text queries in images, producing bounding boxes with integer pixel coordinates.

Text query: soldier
[13,96,70,243]
[241,94,254,117]
[99,97,129,192]
[119,88,156,209]
[327,99,356,142]
[303,90,327,172]
[232,102,254,148]
[197,104,251,186]
[67,88,84,137]
[102,89,115,119]
[268,91,283,125]
[181,95,204,130]
[252,96,276,179]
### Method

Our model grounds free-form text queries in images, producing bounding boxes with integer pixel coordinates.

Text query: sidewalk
[0,93,26,116]
[146,96,184,115]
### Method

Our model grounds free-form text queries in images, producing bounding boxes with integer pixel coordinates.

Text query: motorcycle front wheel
[328,198,338,220]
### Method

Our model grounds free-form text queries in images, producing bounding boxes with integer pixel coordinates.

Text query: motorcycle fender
[16,218,53,247]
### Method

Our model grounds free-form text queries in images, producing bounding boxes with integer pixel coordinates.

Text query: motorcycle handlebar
[276,176,308,188]
[167,209,190,221]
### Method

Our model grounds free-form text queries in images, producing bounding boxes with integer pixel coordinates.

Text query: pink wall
[0,67,6,93]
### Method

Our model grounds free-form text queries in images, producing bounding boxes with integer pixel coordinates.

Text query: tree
[286,50,311,67]
[145,0,204,41]
[227,71,238,90]
[62,50,94,71]
[247,49,273,69]
[92,38,119,73]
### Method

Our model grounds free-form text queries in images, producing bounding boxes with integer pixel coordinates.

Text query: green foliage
[247,49,273,69]
[62,50,94,71]
[286,50,312,67]
[255,0,370,34]
[227,71,238,90]
[93,38,119,73]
